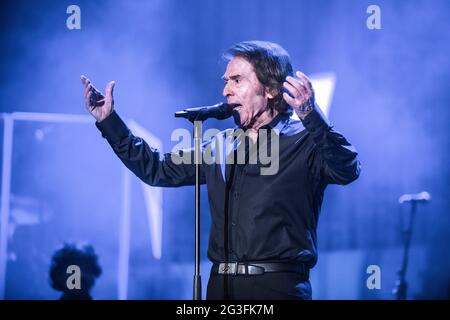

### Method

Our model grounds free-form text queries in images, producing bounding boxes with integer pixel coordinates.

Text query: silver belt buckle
[218,262,238,275]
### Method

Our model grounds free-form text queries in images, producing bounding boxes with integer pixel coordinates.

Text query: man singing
[81,40,361,299]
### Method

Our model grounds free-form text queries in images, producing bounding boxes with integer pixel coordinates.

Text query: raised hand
[81,75,115,122]
[282,71,315,120]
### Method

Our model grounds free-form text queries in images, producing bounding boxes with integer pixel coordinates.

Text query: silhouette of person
[49,243,102,300]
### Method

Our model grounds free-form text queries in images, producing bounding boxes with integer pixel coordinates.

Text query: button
[233,192,239,198]
[231,221,236,227]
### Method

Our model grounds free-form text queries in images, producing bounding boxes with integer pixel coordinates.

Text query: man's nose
[223,83,232,97]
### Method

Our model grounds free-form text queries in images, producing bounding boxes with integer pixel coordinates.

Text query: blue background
[0,0,449,299]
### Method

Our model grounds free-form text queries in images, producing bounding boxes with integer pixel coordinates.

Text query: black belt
[211,261,309,278]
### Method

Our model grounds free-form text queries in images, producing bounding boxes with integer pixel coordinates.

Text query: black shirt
[96,106,360,268]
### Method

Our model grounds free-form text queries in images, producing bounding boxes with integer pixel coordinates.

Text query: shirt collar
[234,107,304,136]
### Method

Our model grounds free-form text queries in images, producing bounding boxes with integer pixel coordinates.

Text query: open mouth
[229,103,242,110]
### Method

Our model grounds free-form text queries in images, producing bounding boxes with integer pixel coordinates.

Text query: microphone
[398,191,431,204]
[174,102,236,121]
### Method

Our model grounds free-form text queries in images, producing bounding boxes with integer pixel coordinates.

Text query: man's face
[222,57,271,128]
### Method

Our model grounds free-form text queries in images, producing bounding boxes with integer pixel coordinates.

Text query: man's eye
[233,79,240,84]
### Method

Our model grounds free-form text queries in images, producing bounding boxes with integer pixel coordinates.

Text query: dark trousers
[206,270,312,300]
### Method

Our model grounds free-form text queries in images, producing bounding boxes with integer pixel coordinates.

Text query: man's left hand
[283,71,315,120]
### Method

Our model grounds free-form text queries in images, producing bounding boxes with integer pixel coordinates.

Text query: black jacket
[96,106,360,268]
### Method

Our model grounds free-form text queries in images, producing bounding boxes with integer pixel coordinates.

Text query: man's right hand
[81,75,115,122]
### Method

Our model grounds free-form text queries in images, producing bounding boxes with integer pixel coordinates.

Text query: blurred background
[0,0,449,299]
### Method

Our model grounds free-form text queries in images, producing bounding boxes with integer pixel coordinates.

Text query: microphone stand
[174,104,233,300]
[393,201,417,300]
[192,119,202,300]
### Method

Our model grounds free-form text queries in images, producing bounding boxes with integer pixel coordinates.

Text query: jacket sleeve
[302,105,361,185]
[95,111,204,187]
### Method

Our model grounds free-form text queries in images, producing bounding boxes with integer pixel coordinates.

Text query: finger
[296,71,313,92]
[81,75,88,84]
[283,81,301,98]
[293,72,313,98]
[286,76,307,95]
[82,76,91,94]
[105,81,115,99]
[85,91,93,108]
[82,77,91,89]
[283,92,296,106]
[84,83,92,98]
[296,70,311,83]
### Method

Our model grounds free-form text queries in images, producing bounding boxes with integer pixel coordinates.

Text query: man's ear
[265,87,278,99]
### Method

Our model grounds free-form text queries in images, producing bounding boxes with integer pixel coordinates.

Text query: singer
[81,40,361,300]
